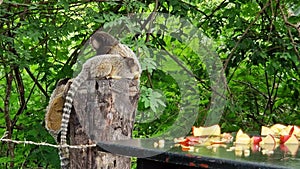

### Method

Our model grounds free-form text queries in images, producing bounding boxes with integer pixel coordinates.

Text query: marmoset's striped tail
[59,73,86,169]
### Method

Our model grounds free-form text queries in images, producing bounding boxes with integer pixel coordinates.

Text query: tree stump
[69,60,140,168]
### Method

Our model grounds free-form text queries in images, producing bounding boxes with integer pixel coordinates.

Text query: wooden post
[68,59,140,168]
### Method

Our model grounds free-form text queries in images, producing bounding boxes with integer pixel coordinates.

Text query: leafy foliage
[0,0,300,168]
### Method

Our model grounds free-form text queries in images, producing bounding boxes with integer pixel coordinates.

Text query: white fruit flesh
[193,124,221,137]
[284,134,299,145]
[261,126,275,136]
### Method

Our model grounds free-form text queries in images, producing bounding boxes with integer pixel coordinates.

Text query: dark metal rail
[97,139,298,169]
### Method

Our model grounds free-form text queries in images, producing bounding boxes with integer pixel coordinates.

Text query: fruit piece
[280,144,289,152]
[270,124,286,135]
[244,149,251,157]
[234,145,250,157]
[235,129,251,144]
[259,134,278,151]
[289,126,295,135]
[211,139,227,144]
[261,148,274,155]
[293,126,300,138]
[158,139,165,148]
[284,125,300,137]
[180,136,204,146]
[251,136,262,144]
[284,134,299,145]
[280,135,291,144]
[192,124,221,137]
[281,144,299,156]
[179,140,198,147]
[186,136,201,142]
[209,136,230,145]
[261,126,275,136]
[181,147,190,151]
[220,133,233,143]
[236,133,251,144]
[251,144,260,152]
[154,142,158,148]
[280,125,294,135]
[260,134,276,145]
[279,126,299,144]
[181,144,192,151]
[259,134,276,150]
[235,146,243,157]
[260,143,276,151]
[221,133,233,139]
[210,143,227,149]
[259,134,279,151]
[236,129,244,139]
[235,144,249,151]
[174,137,186,143]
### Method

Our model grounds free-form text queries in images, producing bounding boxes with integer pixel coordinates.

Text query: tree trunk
[69,72,140,168]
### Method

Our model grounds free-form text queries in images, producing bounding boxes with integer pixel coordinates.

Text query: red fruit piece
[251,144,260,152]
[186,136,201,142]
[289,126,295,136]
[280,135,291,144]
[251,136,262,144]
[280,144,289,152]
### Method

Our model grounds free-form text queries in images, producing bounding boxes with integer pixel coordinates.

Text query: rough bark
[69,71,139,168]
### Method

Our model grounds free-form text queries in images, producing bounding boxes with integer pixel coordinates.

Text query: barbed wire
[0,138,97,149]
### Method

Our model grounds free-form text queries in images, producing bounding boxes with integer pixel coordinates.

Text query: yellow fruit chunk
[270,124,286,135]
[261,126,275,136]
[284,144,299,156]
[284,134,299,145]
[260,134,277,144]
[192,124,221,137]
[235,146,243,157]
[236,129,244,139]
[259,134,277,151]
[236,133,251,144]
[235,130,251,144]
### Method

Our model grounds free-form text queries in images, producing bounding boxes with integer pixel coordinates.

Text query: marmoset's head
[90,31,119,55]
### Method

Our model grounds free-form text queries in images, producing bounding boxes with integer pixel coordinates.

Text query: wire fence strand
[0,138,96,149]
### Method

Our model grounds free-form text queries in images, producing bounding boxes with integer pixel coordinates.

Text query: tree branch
[203,0,227,21]
[223,0,271,70]
[232,80,268,99]
[4,68,15,168]
[24,67,48,98]
[279,5,300,63]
